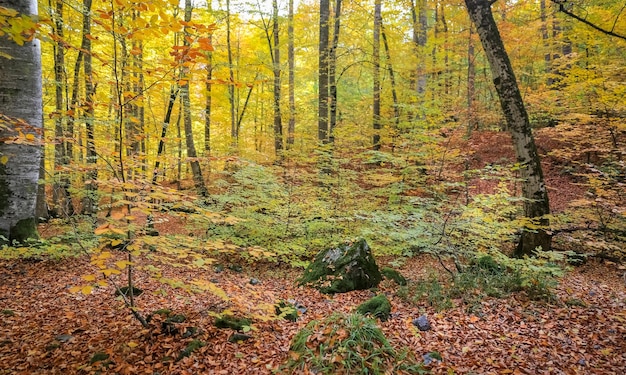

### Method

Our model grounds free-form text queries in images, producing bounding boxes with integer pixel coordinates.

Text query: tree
[318,0,330,144]
[464,0,551,257]
[287,0,295,148]
[372,0,381,150]
[0,0,43,243]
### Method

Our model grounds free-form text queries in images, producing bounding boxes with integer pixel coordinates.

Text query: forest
[0,0,625,373]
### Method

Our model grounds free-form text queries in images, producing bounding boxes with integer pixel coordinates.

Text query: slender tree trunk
[226,0,237,148]
[467,24,477,135]
[51,0,73,216]
[328,0,341,137]
[381,21,400,135]
[272,0,283,157]
[464,0,551,257]
[0,0,43,243]
[152,88,178,184]
[540,0,552,85]
[318,0,330,143]
[182,0,208,197]
[82,0,97,214]
[372,0,382,150]
[287,0,295,148]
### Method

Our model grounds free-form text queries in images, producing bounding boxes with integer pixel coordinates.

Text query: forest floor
[1,126,625,374]
[0,254,625,374]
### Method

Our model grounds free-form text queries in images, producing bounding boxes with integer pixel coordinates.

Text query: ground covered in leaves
[1,254,624,375]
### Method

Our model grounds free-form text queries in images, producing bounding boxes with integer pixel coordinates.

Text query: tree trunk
[318,0,330,143]
[380,21,400,135]
[287,0,295,148]
[182,0,208,198]
[0,0,43,243]
[272,0,283,157]
[372,0,381,150]
[328,0,341,138]
[226,0,237,149]
[467,24,477,135]
[82,0,97,214]
[464,0,551,257]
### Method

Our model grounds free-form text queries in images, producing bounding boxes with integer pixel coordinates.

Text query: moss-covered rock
[298,238,382,294]
[381,267,407,286]
[215,315,252,331]
[356,294,392,322]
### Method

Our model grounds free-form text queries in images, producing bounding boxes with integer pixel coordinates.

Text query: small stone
[412,315,431,331]
[214,264,224,273]
[250,278,260,285]
[228,333,252,343]
[55,334,73,343]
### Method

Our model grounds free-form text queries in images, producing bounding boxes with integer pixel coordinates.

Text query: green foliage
[381,267,407,286]
[282,312,426,375]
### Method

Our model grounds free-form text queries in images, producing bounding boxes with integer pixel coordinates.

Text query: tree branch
[553,1,626,41]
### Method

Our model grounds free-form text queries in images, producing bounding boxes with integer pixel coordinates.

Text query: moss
[215,315,252,331]
[177,339,205,361]
[356,294,392,322]
[9,217,38,244]
[380,267,407,286]
[298,238,382,294]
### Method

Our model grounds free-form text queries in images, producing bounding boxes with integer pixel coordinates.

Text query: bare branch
[552,1,626,41]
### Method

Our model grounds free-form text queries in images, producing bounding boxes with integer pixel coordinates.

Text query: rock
[215,315,252,331]
[412,315,431,331]
[380,267,407,286]
[55,334,73,343]
[298,238,382,294]
[250,278,260,285]
[214,264,224,273]
[89,352,110,364]
[422,351,442,366]
[228,333,252,343]
[356,294,392,321]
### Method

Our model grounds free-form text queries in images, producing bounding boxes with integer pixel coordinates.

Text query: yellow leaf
[94,224,111,235]
[97,280,108,287]
[127,341,139,348]
[25,133,35,141]
[102,268,122,276]
[115,260,133,269]
[69,286,81,293]
[82,274,96,282]
[81,285,93,294]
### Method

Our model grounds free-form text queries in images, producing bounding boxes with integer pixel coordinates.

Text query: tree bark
[82,0,97,214]
[0,0,43,243]
[182,0,208,198]
[226,0,237,148]
[328,0,341,137]
[272,0,283,156]
[464,0,551,257]
[318,0,330,143]
[372,0,381,150]
[287,0,295,148]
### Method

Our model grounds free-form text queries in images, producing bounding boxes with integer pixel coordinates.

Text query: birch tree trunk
[0,0,43,243]
[464,0,551,257]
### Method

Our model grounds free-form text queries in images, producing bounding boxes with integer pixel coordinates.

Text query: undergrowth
[281,312,427,375]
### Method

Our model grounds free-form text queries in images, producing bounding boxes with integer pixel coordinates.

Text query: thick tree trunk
[0,0,43,243]
[318,0,330,143]
[372,0,381,150]
[82,0,97,214]
[226,0,237,148]
[464,0,551,257]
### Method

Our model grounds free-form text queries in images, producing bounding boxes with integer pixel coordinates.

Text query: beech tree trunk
[0,0,43,243]
[328,0,341,137]
[372,0,381,150]
[272,0,283,156]
[318,0,330,143]
[287,0,295,148]
[182,0,208,197]
[464,0,551,257]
